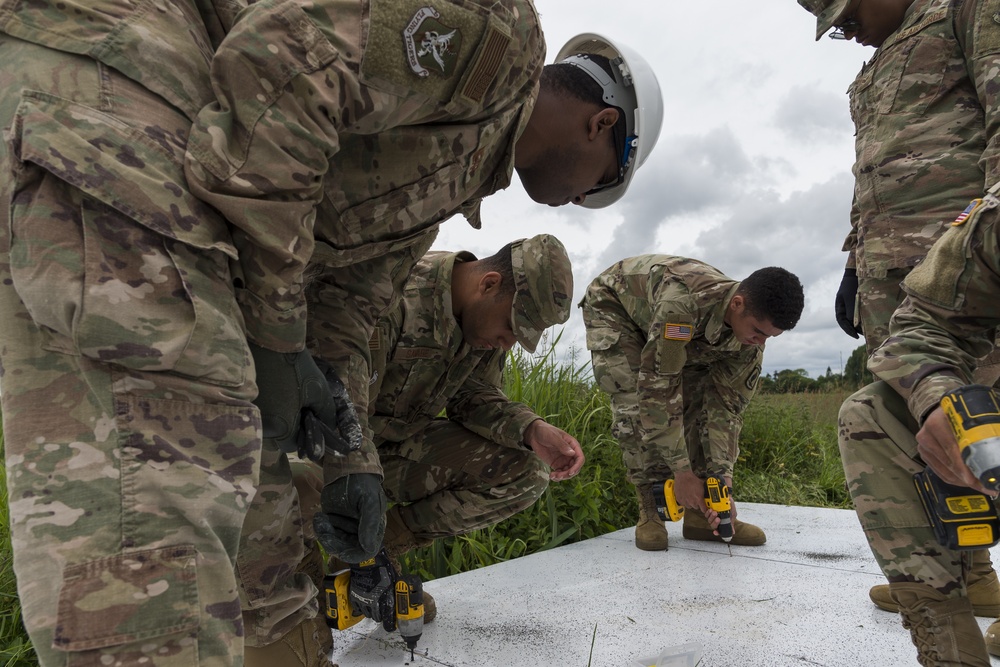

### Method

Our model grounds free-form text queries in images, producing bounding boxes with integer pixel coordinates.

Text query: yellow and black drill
[655,474,733,542]
[323,548,425,659]
[914,385,1000,550]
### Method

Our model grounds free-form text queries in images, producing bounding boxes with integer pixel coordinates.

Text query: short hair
[736,267,804,331]
[541,55,627,151]
[478,243,516,298]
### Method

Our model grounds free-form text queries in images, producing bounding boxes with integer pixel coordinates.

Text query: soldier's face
[461,290,518,351]
[726,297,784,347]
[835,0,913,47]
[516,108,621,207]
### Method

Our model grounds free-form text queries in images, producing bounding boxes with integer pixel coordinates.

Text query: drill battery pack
[914,469,1000,550]
[655,479,684,522]
[323,569,365,631]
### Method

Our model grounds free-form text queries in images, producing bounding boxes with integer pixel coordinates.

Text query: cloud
[774,84,854,144]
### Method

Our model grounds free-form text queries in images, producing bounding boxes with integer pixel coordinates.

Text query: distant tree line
[759,344,873,394]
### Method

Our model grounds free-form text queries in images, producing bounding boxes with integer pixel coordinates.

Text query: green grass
[1,419,38,667]
[736,392,852,510]
[0,343,851,660]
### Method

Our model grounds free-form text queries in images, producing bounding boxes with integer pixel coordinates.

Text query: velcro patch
[460,22,511,103]
[368,329,381,351]
[953,198,982,226]
[663,323,693,341]
[362,1,486,104]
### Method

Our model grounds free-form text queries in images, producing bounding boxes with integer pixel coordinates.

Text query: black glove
[314,473,387,563]
[249,342,362,461]
[834,268,863,339]
[347,549,397,631]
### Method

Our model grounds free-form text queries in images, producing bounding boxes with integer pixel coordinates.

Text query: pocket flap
[586,325,621,352]
[54,546,199,651]
[14,91,237,259]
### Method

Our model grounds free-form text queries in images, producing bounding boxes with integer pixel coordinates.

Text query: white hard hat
[556,33,664,209]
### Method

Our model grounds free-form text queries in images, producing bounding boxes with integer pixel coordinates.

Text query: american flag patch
[663,323,693,340]
[953,199,981,226]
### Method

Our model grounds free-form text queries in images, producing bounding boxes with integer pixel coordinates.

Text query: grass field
[0,350,852,665]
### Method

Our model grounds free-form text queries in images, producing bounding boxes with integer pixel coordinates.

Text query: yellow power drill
[323,548,425,659]
[655,475,733,542]
[914,385,1000,550]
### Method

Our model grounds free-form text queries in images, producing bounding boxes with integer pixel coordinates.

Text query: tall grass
[737,392,851,509]
[1,419,37,666]
[0,344,851,658]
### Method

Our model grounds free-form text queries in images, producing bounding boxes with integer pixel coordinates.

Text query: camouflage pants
[0,36,263,667]
[291,419,548,549]
[839,381,976,596]
[587,317,732,488]
[858,270,1000,384]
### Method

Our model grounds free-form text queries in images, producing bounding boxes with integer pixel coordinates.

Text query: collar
[704,284,742,347]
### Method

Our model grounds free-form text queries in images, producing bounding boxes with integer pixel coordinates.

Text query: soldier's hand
[249,343,362,462]
[673,470,706,510]
[525,420,585,481]
[314,473,387,563]
[348,556,396,628]
[834,269,863,339]
[917,406,996,496]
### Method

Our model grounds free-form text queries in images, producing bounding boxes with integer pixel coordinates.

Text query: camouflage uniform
[840,191,1000,596]
[364,238,572,540]
[828,0,1000,356]
[0,0,543,665]
[580,256,762,487]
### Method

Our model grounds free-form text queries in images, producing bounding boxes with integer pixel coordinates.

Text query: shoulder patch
[745,367,760,391]
[362,1,487,103]
[953,198,982,226]
[403,7,463,78]
[663,323,693,341]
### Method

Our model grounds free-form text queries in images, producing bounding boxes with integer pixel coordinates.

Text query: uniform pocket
[53,546,199,653]
[902,198,991,309]
[8,92,247,385]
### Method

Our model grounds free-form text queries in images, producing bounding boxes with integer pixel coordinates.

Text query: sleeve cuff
[237,287,307,352]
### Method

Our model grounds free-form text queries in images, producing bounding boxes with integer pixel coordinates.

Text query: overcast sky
[432,0,876,378]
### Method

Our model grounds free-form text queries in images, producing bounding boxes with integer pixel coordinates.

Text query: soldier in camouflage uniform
[798,0,1000,621]
[0,1,662,665]
[297,233,584,621]
[837,184,1000,664]
[580,256,804,551]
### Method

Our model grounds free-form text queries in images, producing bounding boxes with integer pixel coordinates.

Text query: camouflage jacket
[869,195,1000,422]
[0,0,544,352]
[845,0,1000,278]
[367,251,540,458]
[582,256,763,476]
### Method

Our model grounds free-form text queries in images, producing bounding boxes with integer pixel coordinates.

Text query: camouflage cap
[797,0,852,40]
[510,234,573,353]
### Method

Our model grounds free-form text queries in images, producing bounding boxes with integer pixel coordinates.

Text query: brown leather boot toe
[682,510,766,546]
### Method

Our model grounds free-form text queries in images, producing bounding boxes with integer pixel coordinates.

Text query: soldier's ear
[589,107,618,140]
[479,271,503,295]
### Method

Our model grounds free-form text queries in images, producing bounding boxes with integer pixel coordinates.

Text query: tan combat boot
[634,486,669,551]
[870,549,1000,616]
[890,582,991,666]
[383,506,436,623]
[244,613,333,667]
[682,508,766,546]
